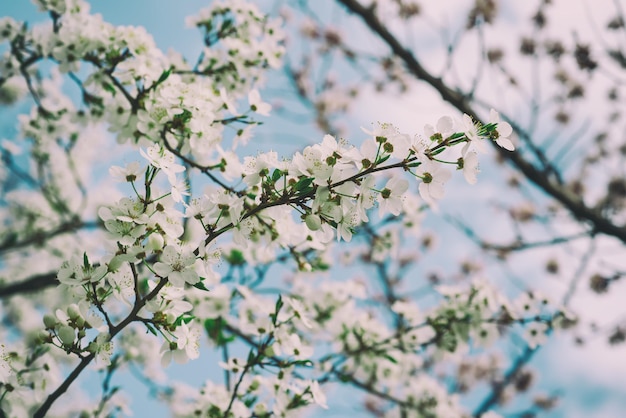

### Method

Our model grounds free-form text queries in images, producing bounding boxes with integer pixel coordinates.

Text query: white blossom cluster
[0,1,569,417]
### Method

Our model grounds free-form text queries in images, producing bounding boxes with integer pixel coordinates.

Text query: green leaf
[293,177,314,192]
[145,323,158,336]
[382,353,398,364]
[225,249,245,266]
[102,82,116,96]
[310,257,330,272]
[291,359,314,367]
[271,294,284,325]
[220,19,234,35]
[244,396,258,408]
[83,252,89,269]
[204,318,235,346]
[275,294,284,315]
[83,92,103,107]
[271,169,282,182]
[174,314,195,326]
[192,279,210,292]
[376,154,391,165]
[247,349,256,364]
[157,68,172,85]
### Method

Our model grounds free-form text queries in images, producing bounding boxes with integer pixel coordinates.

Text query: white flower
[410,135,429,162]
[460,114,488,156]
[415,161,452,206]
[88,332,114,366]
[525,322,549,349]
[243,151,280,186]
[389,132,411,159]
[391,300,423,325]
[151,200,185,239]
[170,178,190,203]
[514,292,541,317]
[285,297,313,328]
[219,357,245,373]
[219,87,238,114]
[309,380,328,409]
[57,255,108,286]
[424,115,454,140]
[272,329,313,360]
[195,284,230,319]
[160,323,201,365]
[378,176,409,216]
[353,174,377,223]
[99,197,150,225]
[248,89,272,116]
[153,245,199,287]
[489,109,515,151]
[140,143,185,184]
[0,344,12,383]
[232,217,255,247]
[291,146,333,185]
[143,281,193,320]
[472,323,499,348]
[103,218,147,246]
[460,151,479,185]
[336,209,358,242]
[361,122,398,139]
[109,161,144,182]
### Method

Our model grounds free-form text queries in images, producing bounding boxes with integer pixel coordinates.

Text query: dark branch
[337,0,626,245]
[0,272,57,299]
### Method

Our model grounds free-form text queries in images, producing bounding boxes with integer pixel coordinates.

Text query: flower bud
[67,304,82,321]
[299,262,312,272]
[58,325,76,347]
[37,330,52,343]
[264,345,276,357]
[249,379,260,391]
[148,233,164,251]
[254,403,267,415]
[43,314,58,329]
[75,316,85,329]
[304,214,322,231]
[107,255,124,272]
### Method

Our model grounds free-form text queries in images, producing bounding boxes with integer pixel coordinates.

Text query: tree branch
[336,0,626,244]
[0,272,57,299]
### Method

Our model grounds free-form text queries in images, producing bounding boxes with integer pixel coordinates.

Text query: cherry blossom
[489,109,515,151]
[378,176,409,216]
[460,151,480,185]
[0,1,549,416]
[415,160,452,206]
[153,245,200,287]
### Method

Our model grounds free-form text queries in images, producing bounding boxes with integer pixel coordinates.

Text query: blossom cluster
[0,1,562,417]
